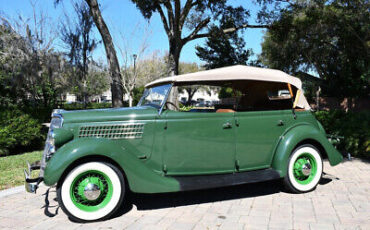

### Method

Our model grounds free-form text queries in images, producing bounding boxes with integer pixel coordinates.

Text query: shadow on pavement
[120,179,283,215]
[43,174,336,221]
[42,188,60,217]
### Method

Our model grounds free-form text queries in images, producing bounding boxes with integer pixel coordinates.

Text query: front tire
[284,144,323,193]
[57,162,125,222]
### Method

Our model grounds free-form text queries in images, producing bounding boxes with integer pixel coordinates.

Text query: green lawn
[0,151,42,190]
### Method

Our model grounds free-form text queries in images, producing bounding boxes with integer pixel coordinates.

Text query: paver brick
[0,159,369,229]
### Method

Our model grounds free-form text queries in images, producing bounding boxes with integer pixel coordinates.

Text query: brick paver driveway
[0,159,369,230]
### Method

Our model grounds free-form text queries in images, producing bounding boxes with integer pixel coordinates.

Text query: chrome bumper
[24,161,43,193]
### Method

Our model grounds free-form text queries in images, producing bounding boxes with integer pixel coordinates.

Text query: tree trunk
[128,93,133,107]
[185,88,197,105]
[168,39,182,76]
[85,0,123,107]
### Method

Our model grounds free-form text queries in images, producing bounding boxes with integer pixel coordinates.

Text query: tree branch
[174,0,181,37]
[183,20,270,43]
[163,0,175,31]
[182,17,210,43]
[156,4,171,36]
[179,0,193,29]
[223,24,271,33]
[186,33,210,40]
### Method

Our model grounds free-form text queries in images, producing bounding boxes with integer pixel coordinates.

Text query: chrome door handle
[223,122,232,129]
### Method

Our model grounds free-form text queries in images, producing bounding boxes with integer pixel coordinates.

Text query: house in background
[63,90,112,104]
[178,88,220,106]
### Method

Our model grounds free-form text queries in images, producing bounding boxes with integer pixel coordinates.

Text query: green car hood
[59,106,158,124]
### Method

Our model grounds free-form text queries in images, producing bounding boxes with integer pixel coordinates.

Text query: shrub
[315,110,370,158]
[0,109,43,156]
[62,102,112,110]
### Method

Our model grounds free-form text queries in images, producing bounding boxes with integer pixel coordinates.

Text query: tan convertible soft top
[145,65,310,110]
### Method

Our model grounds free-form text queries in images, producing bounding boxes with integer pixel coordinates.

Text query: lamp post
[133,54,137,72]
[129,54,137,107]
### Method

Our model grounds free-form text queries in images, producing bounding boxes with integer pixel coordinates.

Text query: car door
[233,81,294,171]
[234,110,291,171]
[156,110,236,175]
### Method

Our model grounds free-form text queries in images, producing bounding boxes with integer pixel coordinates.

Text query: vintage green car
[25,65,343,221]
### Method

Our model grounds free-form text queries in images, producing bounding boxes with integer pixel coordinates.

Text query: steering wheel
[165,101,179,111]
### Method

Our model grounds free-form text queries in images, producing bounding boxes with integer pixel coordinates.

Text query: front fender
[272,123,343,177]
[43,138,180,193]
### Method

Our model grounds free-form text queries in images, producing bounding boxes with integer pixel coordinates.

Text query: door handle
[223,122,232,129]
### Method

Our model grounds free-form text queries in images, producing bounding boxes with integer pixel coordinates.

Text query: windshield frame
[138,83,173,114]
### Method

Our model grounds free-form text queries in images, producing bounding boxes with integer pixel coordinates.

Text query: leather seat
[216,109,235,113]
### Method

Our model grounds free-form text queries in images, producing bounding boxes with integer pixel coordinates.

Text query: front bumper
[24,161,43,193]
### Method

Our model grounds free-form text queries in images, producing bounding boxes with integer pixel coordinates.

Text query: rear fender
[272,124,343,177]
[43,138,180,193]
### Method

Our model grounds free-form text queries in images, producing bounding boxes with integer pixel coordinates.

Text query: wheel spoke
[293,153,317,185]
[70,170,113,212]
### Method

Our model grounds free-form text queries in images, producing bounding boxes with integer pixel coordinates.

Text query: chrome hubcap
[301,163,312,176]
[83,183,101,201]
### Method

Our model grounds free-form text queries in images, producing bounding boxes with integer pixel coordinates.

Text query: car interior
[166,80,298,113]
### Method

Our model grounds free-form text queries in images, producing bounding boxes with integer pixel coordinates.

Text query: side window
[235,81,293,111]
[174,84,240,112]
[167,81,294,112]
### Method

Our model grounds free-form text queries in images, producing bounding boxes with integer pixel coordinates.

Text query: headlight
[44,113,63,160]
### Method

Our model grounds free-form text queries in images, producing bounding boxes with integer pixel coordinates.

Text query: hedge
[0,103,114,155]
[0,109,43,156]
[315,110,370,158]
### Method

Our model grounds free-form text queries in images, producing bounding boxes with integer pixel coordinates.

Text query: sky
[0,0,267,66]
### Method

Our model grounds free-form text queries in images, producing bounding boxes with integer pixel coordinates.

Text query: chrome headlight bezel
[44,112,64,160]
[39,110,64,177]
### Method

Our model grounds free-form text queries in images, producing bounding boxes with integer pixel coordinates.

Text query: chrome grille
[78,123,144,139]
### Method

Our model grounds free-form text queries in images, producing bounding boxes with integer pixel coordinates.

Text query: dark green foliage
[260,0,370,98]
[131,0,250,75]
[0,23,62,109]
[60,1,103,106]
[219,87,233,99]
[315,110,370,158]
[0,102,116,155]
[196,27,252,69]
[132,87,145,106]
[62,102,113,110]
[0,110,43,156]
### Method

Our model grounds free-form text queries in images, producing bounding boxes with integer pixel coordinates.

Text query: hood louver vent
[79,123,144,139]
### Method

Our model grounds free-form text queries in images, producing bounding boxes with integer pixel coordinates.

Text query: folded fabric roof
[146,65,302,89]
[145,65,310,109]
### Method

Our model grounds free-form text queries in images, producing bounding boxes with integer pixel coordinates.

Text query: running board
[172,168,281,191]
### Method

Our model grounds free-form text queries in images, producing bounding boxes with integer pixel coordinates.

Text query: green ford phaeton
[25,65,343,221]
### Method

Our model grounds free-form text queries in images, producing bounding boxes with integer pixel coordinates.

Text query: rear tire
[284,144,323,193]
[57,162,125,222]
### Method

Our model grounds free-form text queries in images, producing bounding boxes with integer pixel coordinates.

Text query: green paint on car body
[43,106,343,194]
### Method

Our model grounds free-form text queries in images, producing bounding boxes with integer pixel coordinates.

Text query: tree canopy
[259,0,370,98]
[196,26,252,70]
[131,0,264,75]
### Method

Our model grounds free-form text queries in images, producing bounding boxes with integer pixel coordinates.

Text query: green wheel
[57,162,125,222]
[284,144,323,193]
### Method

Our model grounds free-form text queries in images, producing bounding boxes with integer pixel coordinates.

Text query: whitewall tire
[284,144,323,193]
[57,162,125,222]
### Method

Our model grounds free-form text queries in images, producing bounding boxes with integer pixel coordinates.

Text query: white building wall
[65,93,77,103]
[178,89,219,103]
